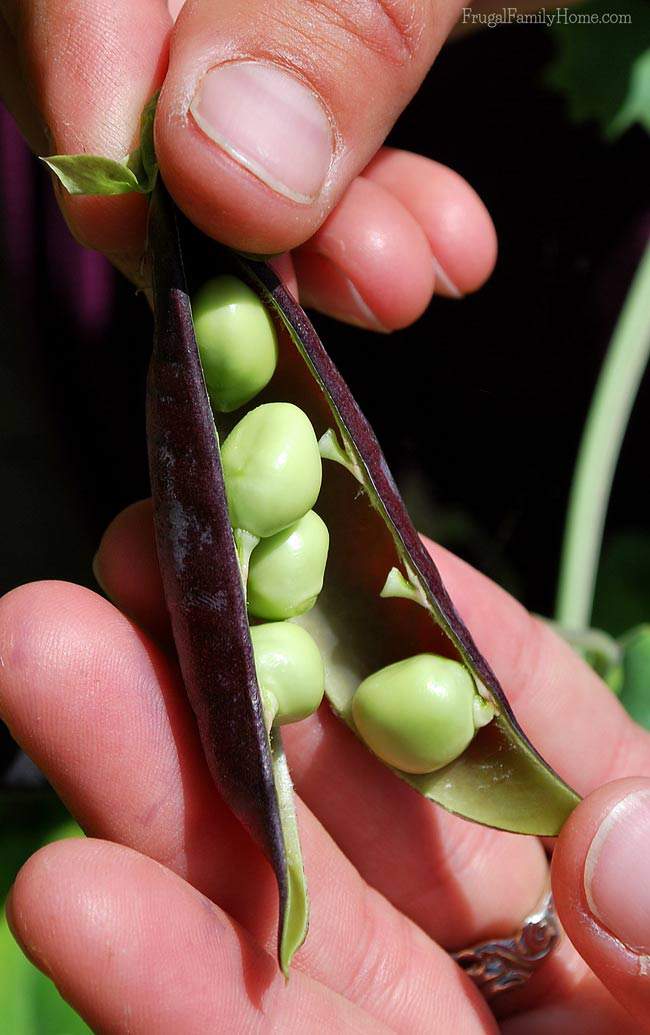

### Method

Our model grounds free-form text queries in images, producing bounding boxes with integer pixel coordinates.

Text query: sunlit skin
[1,0,642,1029]
[0,506,647,1031]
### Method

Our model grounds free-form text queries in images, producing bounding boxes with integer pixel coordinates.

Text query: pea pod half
[146,185,579,974]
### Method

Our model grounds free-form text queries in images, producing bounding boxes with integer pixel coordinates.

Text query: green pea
[192,275,278,412]
[251,622,325,726]
[351,654,495,774]
[221,403,322,538]
[247,510,329,620]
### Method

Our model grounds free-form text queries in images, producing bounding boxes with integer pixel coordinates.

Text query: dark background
[1,23,649,625]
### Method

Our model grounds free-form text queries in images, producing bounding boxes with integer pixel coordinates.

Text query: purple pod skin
[146,188,287,944]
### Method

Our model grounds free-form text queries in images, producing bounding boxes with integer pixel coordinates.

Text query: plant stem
[555,240,650,629]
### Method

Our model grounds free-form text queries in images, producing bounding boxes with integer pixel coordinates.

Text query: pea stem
[234,528,260,590]
[260,687,279,731]
[555,240,650,629]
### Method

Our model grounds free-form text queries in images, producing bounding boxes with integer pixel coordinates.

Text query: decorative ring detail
[451,890,560,999]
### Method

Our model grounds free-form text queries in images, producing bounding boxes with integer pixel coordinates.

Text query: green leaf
[545,0,650,139]
[618,624,650,729]
[125,90,160,194]
[41,91,160,197]
[42,154,143,196]
[138,90,159,187]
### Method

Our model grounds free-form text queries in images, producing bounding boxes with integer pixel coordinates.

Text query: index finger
[96,503,650,799]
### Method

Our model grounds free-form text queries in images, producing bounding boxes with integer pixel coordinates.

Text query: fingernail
[584,788,650,953]
[300,250,389,332]
[336,277,389,333]
[432,255,462,299]
[190,62,333,204]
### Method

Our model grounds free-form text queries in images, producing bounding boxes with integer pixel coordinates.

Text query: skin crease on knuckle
[303,0,431,66]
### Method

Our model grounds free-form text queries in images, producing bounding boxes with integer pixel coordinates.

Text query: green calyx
[251,622,325,726]
[41,92,159,196]
[380,566,428,608]
[318,428,364,483]
[351,654,495,775]
[247,510,329,620]
[192,276,279,412]
[221,403,322,539]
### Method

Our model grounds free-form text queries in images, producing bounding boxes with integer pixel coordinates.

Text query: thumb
[552,777,650,1030]
[156,0,462,254]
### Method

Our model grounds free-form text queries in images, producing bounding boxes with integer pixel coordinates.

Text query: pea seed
[221,403,322,538]
[251,622,325,726]
[351,654,495,774]
[193,275,278,412]
[247,510,329,620]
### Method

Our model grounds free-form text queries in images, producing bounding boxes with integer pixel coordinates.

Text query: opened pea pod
[145,188,579,973]
[45,132,579,974]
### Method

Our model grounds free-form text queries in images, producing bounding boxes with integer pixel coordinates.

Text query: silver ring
[450,889,560,999]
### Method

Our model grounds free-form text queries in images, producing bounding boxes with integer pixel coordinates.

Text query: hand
[0,0,497,329]
[1,501,649,1032]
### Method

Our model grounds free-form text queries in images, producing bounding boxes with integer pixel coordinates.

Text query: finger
[93,499,170,646]
[2,0,171,272]
[101,507,650,820]
[293,151,497,329]
[98,499,650,828]
[93,503,650,1023]
[7,838,387,1034]
[94,503,549,950]
[362,148,498,296]
[95,499,650,957]
[294,175,434,331]
[156,0,465,253]
[0,581,494,1031]
[552,778,650,1032]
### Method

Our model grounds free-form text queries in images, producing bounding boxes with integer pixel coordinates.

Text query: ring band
[450,889,560,999]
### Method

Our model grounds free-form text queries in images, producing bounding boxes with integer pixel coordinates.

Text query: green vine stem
[555,239,650,630]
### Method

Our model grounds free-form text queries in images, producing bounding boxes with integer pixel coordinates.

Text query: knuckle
[305,0,431,70]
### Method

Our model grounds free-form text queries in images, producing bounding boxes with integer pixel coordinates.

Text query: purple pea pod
[145,186,579,972]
